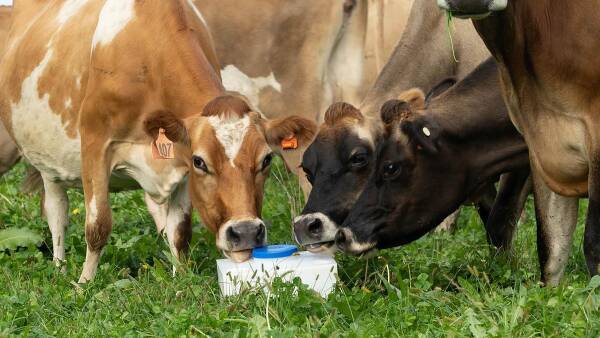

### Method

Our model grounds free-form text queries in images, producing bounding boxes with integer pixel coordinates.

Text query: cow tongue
[227,249,253,262]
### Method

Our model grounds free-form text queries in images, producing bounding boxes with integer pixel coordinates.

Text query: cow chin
[305,242,337,254]
[223,249,253,263]
[436,0,508,18]
[335,227,378,257]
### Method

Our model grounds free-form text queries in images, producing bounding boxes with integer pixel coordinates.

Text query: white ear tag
[422,127,431,137]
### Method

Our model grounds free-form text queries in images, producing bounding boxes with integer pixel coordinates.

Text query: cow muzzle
[219,218,266,262]
[335,227,377,256]
[437,0,507,18]
[293,213,338,253]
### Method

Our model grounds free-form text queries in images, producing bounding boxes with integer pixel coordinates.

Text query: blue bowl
[252,245,298,259]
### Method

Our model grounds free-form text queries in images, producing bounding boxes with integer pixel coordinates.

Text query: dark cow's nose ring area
[256,223,266,243]
[227,227,241,245]
[308,218,323,236]
[335,229,347,249]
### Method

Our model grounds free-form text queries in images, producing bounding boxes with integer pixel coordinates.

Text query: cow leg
[484,169,531,251]
[145,192,167,234]
[532,171,578,286]
[584,156,600,277]
[78,139,113,283]
[475,182,497,224]
[434,209,461,233]
[42,176,69,266]
[0,122,20,177]
[145,183,192,260]
[163,181,193,261]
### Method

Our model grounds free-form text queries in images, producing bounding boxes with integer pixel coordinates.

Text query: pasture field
[1,160,599,337]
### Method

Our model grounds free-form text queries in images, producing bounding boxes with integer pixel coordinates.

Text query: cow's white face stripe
[92,0,136,49]
[220,65,282,110]
[57,0,88,26]
[353,124,375,147]
[207,115,250,167]
[186,0,208,27]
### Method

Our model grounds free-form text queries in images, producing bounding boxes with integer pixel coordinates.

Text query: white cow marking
[57,0,88,26]
[92,0,136,49]
[88,195,98,224]
[10,49,82,182]
[220,65,282,110]
[353,124,375,147]
[207,115,250,167]
[65,97,73,110]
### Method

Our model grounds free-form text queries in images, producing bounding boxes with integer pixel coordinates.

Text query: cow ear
[263,115,317,153]
[400,117,439,154]
[397,88,425,110]
[143,110,189,145]
[380,89,425,125]
[324,102,363,126]
[380,99,412,124]
[425,78,457,104]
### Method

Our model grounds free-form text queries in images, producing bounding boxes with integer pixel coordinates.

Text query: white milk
[217,252,338,298]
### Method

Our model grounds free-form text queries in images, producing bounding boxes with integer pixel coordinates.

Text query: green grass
[1,160,600,337]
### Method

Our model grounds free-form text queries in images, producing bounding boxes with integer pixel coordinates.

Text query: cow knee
[85,216,112,251]
[174,213,192,255]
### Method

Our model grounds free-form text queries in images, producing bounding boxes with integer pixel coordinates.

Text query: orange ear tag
[152,128,175,159]
[281,135,298,150]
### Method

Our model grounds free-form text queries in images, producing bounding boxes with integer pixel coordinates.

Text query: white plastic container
[217,246,337,298]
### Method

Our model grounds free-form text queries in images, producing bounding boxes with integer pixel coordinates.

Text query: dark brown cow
[438,0,600,285]
[336,59,530,256]
[293,0,490,252]
[0,0,315,282]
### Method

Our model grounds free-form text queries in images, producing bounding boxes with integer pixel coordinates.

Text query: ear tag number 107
[152,128,175,159]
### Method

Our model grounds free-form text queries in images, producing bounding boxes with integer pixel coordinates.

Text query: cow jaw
[224,249,253,263]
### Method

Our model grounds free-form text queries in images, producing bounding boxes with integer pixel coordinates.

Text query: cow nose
[256,222,266,243]
[335,228,348,250]
[226,220,266,251]
[307,218,323,236]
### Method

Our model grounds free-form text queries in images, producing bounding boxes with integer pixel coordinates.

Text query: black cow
[336,59,531,255]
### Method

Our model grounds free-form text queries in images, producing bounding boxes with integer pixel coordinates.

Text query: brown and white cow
[0,5,19,177]
[0,1,411,188]
[195,0,413,189]
[336,59,530,255]
[437,0,600,285]
[293,0,490,252]
[0,0,315,282]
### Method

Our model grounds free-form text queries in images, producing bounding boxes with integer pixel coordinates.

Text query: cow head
[293,88,426,252]
[145,95,316,262]
[437,0,508,17]
[335,90,467,255]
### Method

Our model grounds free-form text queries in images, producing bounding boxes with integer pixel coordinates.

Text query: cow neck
[147,0,225,121]
[359,0,449,115]
[425,64,529,192]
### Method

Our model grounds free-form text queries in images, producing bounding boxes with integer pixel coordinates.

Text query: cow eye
[261,153,274,171]
[349,153,368,169]
[382,161,401,180]
[192,155,208,172]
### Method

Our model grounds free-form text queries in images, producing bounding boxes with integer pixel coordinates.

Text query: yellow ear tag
[152,128,175,159]
[281,135,298,150]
